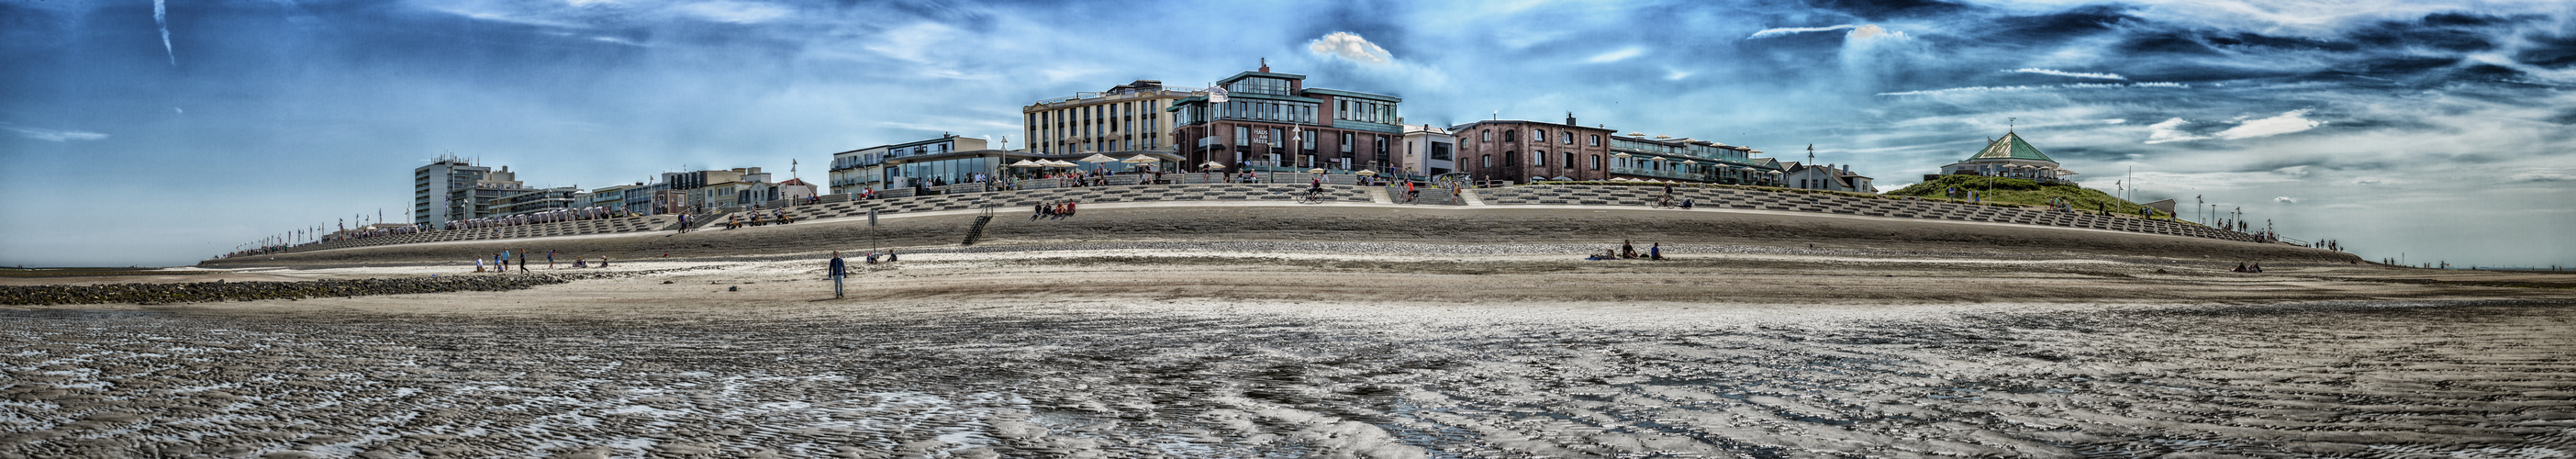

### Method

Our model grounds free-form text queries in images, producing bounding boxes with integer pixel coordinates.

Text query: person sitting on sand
[2233,263,2247,272]
[1679,197,1693,209]
[886,250,898,263]
[2249,263,2264,273]
[1621,240,1636,259]
[572,258,586,268]
[1649,243,1663,261]
[475,257,485,273]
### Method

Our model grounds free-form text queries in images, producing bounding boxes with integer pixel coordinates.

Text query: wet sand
[8,241,2576,457]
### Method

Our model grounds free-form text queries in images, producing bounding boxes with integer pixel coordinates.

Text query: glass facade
[888,156,996,185]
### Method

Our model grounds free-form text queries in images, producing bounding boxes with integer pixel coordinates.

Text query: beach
[8,205,2576,457]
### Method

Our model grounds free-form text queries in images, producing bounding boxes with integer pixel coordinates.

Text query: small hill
[1886,175,2154,215]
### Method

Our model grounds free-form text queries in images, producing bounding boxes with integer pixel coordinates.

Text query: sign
[867,208,878,227]
[1207,84,1228,103]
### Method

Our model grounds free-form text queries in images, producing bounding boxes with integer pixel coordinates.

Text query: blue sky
[3,0,2570,267]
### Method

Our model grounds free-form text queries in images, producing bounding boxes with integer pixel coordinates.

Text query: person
[547,250,556,269]
[1679,196,1694,209]
[474,257,485,273]
[1405,181,1419,203]
[598,256,608,267]
[1649,242,1663,260]
[865,252,880,263]
[887,249,898,263]
[1033,201,1046,219]
[1621,240,1636,259]
[572,257,586,268]
[519,252,528,272]
[2232,263,2247,273]
[2249,263,2264,273]
[1065,200,1076,217]
[1308,176,1324,200]
[678,214,690,233]
[829,251,847,298]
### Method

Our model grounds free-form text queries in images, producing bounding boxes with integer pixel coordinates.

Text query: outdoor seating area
[1476,185,2258,242]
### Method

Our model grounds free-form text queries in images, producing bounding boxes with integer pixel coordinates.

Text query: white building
[1782,162,1875,193]
[1936,131,2076,183]
[1023,80,1197,156]
[413,154,493,225]
[1399,124,1456,177]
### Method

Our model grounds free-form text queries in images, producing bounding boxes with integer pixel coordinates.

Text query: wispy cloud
[1747,24,1860,39]
[1309,32,1392,64]
[7,127,108,141]
[152,0,174,66]
[2008,68,2125,80]
[1877,82,2188,95]
[2214,109,2327,140]
[1586,47,1645,63]
[674,1,789,24]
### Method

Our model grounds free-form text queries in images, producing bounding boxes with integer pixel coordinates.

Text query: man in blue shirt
[828,251,847,299]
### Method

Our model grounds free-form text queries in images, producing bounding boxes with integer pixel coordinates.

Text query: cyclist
[1307,176,1325,201]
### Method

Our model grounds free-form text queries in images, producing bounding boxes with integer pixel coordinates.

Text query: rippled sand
[6,247,2574,457]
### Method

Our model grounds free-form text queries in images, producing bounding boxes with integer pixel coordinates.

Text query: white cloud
[2510,170,2569,182]
[1586,47,1645,63]
[2273,165,2310,177]
[2353,176,2382,185]
[1747,24,1860,39]
[2144,118,2207,144]
[1308,32,1392,65]
[2214,109,2325,140]
[1878,82,2189,96]
[675,1,788,24]
[2008,68,2125,80]
[7,127,107,141]
[2275,196,2299,204]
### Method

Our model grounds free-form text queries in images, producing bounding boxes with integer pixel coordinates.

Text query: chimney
[1258,58,1269,73]
[1567,112,1577,126]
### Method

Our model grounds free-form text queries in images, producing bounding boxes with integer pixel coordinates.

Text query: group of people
[2231,263,2265,273]
[1033,200,1079,219]
[1589,240,1664,261]
[472,249,607,273]
[722,208,797,230]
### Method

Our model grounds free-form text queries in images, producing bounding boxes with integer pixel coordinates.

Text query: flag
[1206,84,1228,103]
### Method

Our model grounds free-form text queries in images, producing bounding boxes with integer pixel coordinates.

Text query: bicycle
[1299,187,1327,204]
[1649,195,1678,209]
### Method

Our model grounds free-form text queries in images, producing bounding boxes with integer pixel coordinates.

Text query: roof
[775,178,811,186]
[1968,132,2056,162]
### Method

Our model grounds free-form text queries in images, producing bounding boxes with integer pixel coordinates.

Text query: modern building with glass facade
[1024,80,1195,156]
[413,154,493,225]
[1167,64,1405,173]
[831,135,987,193]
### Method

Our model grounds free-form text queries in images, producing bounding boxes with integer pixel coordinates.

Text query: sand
[7,204,2574,457]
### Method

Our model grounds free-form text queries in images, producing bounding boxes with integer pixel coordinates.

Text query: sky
[2,0,2570,268]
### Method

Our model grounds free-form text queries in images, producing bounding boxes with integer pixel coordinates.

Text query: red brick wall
[1452,121,1615,183]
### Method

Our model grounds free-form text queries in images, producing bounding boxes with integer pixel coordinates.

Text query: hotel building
[1167,64,1405,172]
[1024,80,1194,156]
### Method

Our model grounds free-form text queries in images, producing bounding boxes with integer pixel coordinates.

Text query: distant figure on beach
[829,251,847,299]
[1650,243,1663,261]
[865,252,879,263]
[1621,240,1636,259]
[598,256,608,267]
[547,250,555,269]
[474,257,485,273]
[887,250,898,263]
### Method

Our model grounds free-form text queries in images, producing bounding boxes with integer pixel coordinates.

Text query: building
[831,135,988,193]
[1398,124,1455,177]
[1024,80,1196,156]
[1448,115,1618,184]
[441,165,528,223]
[1783,162,1875,192]
[1168,62,1405,173]
[486,186,585,218]
[580,185,632,210]
[1606,133,1785,186]
[413,154,494,225]
[1932,130,2075,183]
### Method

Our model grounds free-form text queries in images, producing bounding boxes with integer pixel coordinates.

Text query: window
[1431,141,1452,161]
[1533,151,1544,167]
[1234,126,1249,146]
[1589,154,1600,170]
[1503,129,1516,142]
[1481,154,1491,168]
[1342,133,1354,152]
[1503,151,1518,166]
[1590,135,1600,146]
[1482,130,1492,142]
[1562,132,1574,144]
[1565,152,1575,167]
[1303,130,1315,149]
[1532,129,1544,142]
[1270,128,1283,148]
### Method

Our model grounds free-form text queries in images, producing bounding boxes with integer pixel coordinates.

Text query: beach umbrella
[1355,170,1377,176]
[1200,161,1229,170]
[1046,160,1079,167]
[1120,155,1158,163]
[1078,154,1119,163]
[1612,152,1632,157]
[1308,168,1327,174]
[1008,160,1043,168]
[1679,160,1698,164]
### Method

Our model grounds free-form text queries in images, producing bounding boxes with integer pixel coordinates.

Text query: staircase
[960,204,997,246]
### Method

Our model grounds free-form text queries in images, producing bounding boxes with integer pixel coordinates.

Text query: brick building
[1447,115,1619,184]
[1168,63,1405,173]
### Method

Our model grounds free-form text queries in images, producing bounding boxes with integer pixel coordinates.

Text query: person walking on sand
[547,250,555,269]
[518,252,528,272]
[829,251,848,298]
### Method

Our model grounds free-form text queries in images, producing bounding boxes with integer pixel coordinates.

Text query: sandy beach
[7,205,2575,457]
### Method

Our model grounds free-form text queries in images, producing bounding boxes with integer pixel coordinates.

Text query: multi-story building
[1168,63,1405,173]
[1024,80,1195,156]
[1448,115,1619,184]
[1399,124,1455,177]
[413,154,492,225]
[1606,134,1784,186]
[827,145,889,195]
[487,186,585,218]
[440,165,528,223]
[580,185,632,210]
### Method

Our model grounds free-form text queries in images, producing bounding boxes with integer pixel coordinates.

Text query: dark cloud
[2546,108,2576,125]
[1805,0,1968,20]
[2516,34,2576,69]
[2115,32,2223,56]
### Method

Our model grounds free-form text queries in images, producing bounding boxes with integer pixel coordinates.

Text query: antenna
[2008,117,2016,132]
